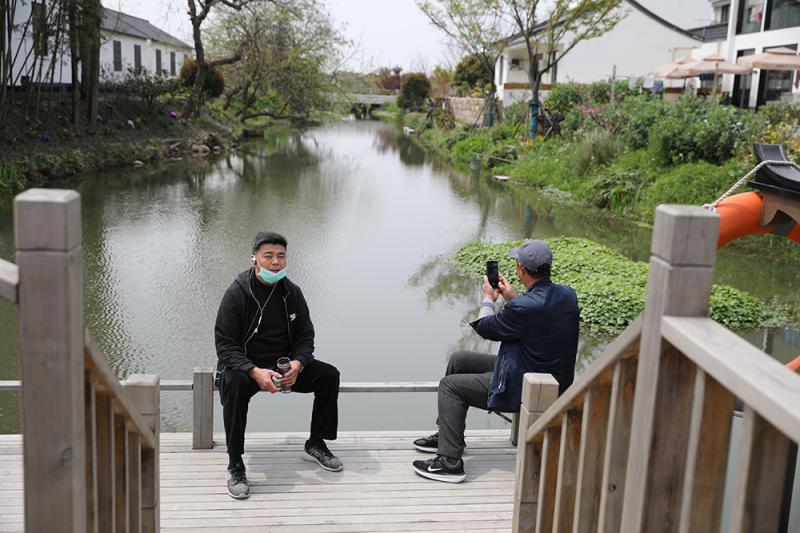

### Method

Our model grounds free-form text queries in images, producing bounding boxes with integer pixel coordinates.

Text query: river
[0,120,797,434]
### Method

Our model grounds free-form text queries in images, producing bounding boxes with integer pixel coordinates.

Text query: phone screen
[486,260,499,289]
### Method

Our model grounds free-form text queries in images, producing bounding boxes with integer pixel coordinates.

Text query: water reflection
[0,120,797,434]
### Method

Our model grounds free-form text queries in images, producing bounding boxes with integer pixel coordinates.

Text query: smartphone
[486,260,499,289]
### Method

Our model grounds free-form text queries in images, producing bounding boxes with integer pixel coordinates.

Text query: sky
[100,0,715,72]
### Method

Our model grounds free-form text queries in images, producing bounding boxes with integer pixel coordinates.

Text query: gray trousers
[436,350,495,459]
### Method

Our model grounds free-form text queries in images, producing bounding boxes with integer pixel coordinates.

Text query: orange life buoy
[715,191,800,249]
[715,191,800,371]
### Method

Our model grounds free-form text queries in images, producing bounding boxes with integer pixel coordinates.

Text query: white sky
[100,0,715,72]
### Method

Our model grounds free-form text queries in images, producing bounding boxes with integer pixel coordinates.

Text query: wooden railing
[512,205,800,532]
[0,189,160,533]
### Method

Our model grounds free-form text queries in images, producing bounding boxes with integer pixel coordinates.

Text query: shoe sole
[413,443,437,453]
[227,488,250,500]
[413,465,466,483]
[302,450,344,472]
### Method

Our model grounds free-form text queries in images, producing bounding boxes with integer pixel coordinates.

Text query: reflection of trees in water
[371,127,426,167]
[372,127,399,155]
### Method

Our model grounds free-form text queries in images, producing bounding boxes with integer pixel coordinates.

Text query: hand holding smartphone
[486,260,499,289]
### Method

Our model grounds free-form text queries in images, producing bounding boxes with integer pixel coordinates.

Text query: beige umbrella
[676,55,751,95]
[676,55,751,76]
[737,47,800,71]
[650,57,699,79]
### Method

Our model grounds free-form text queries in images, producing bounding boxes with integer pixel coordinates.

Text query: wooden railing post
[620,205,719,533]
[15,188,86,532]
[124,374,160,533]
[512,373,559,532]
[192,367,214,449]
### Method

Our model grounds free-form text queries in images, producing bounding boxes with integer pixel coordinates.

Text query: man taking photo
[412,240,579,483]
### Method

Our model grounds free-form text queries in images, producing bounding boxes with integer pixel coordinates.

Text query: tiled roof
[102,8,193,50]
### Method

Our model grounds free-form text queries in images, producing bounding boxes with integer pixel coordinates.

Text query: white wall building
[691,0,800,107]
[494,0,705,105]
[100,8,193,83]
[4,2,192,88]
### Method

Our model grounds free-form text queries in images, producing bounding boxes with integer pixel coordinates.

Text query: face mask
[257,265,287,284]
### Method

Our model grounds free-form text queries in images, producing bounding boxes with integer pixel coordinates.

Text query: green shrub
[503,101,528,126]
[397,72,431,111]
[618,94,666,149]
[572,129,624,175]
[543,83,585,115]
[454,53,493,91]
[639,158,750,215]
[648,95,748,166]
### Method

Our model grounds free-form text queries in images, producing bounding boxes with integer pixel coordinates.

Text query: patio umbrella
[675,55,751,95]
[650,57,699,79]
[676,55,751,76]
[737,47,800,71]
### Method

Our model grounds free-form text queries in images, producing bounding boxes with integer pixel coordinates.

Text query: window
[737,0,765,33]
[758,44,798,105]
[31,2,47,57]
[733,49,755,108]
[765,0,800,30]
[134,44,142,73]
[113,41,122,72]
[170,51,176,76]
[155,49,162,75]
[720,4,730,23]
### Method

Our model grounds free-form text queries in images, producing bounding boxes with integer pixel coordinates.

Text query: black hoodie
[214,269,315,376]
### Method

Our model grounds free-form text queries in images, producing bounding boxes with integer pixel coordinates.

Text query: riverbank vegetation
[387,86,799,229]
[0,0,348,193]
[455,238,789,336]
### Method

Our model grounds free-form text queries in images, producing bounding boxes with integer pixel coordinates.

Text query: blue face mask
[257,266,287,284]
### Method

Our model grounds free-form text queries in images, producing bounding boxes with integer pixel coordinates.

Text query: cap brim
[508,247,520,259]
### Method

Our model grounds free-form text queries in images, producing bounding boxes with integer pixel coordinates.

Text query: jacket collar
[525,277,552,293]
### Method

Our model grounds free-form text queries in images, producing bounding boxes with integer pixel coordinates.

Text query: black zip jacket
[214,269,315,376]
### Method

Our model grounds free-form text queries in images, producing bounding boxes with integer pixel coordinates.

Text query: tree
[375,66,402,92]
[417,0,512,125]
[454,53,492,92]
[397,72,431,111]
[430,65,453,98]
[185,0,294,116]
[206,0,346,122]
[499,0,624,135]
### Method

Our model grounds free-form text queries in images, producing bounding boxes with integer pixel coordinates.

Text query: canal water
[0,120,797,434]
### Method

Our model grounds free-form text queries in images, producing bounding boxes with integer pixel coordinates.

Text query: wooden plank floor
[0,430,517,532]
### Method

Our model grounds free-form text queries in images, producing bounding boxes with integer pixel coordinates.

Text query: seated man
[412,240,579,483]
[215,232,342,500]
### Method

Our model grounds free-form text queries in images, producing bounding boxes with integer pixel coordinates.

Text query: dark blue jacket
[470,278,579,412]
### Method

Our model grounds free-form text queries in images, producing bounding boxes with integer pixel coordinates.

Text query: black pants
[220,359,340,455]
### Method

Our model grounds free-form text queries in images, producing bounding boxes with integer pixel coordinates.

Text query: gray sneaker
[303,440,343,472]
[227,464,250,499]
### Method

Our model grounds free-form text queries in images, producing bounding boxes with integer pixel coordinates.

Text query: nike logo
[289,313,297,321]
[427,466,443,472]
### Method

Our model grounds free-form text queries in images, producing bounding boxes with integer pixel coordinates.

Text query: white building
[690,0,800,107]
[4,2,192,88]
[101,8,194,82]
[494,0,706,105]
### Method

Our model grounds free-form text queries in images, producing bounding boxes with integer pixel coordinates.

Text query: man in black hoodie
[215,232,341,500]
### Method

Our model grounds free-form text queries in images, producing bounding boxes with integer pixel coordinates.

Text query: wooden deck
[0,430,516,532]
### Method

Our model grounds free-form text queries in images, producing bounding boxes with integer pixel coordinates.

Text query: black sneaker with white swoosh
[412,455,466,483]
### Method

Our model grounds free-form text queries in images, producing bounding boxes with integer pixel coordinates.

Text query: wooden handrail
[85,331,156,449]
[661,316,800,443]
[512,204,800,532]
[0,259,18,304]
[525,314,642,444]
